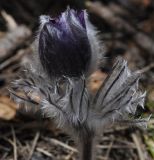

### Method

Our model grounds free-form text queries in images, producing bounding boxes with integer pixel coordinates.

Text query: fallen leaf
[88,70,108,94]
[0,96,18,120]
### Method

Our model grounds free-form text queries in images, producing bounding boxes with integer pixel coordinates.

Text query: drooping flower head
[38,8,99,78]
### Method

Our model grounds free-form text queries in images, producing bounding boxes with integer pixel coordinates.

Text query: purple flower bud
[38,8,96,78]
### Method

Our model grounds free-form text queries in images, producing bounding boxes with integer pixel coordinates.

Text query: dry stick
[1,152,9,160]
[36,147,56,159]
[0,129,17,160]
[11,126,17,160]
[132,133,145,160]
[104,140,113,160]
[108,3,129,17]
[0,145,10,152]
[44,137,136,153]
[64,151,74,160]
[137,63,154,74]
[0,47,32,71]
[86,1,154,55]
[97,156,108,160]
[114,139,135,146]
[1,10,17,30]
[104,126,128,133]
[44,137,93,160]
[27,132,40,160]
[0,25,31,61]
[0,121,42,139]
[44,137,78,153]
[97,144,136,149]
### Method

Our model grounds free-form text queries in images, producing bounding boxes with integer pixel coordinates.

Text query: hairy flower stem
[78,130,95,160]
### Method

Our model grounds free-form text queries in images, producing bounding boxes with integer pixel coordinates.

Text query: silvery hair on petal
[36,8,102,78]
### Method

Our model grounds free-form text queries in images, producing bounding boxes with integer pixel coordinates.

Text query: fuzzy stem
[78,131,95,160]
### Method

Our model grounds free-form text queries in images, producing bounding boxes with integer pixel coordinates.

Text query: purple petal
[78,10,86,28]
[38,9,91,78]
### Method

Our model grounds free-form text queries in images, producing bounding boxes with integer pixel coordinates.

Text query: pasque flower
[10,8,149,160]
[38,8,100,77]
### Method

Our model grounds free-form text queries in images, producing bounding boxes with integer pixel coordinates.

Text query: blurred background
[0,0,154,160]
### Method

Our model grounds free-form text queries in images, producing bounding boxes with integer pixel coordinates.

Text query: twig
[137,63,154,74]
[104,140,113,159]
[64,151,74,160]
[104,126,129,133]
[0,121,42,139]
[1,10,17,30]
[0,25,31,61]
[0,145,10,152]
[36,147,56,159]
[97,144,136,149]
[11,126,17,160]
[0,47,31,71]
[1,152,9,160]
[43,137,78,153]
[27,132,40,160]
[132,133,145,160]
[108,3,129,17]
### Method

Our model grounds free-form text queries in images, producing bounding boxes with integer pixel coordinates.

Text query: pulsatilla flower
[38,8,100,78]
[10,8,149,160]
